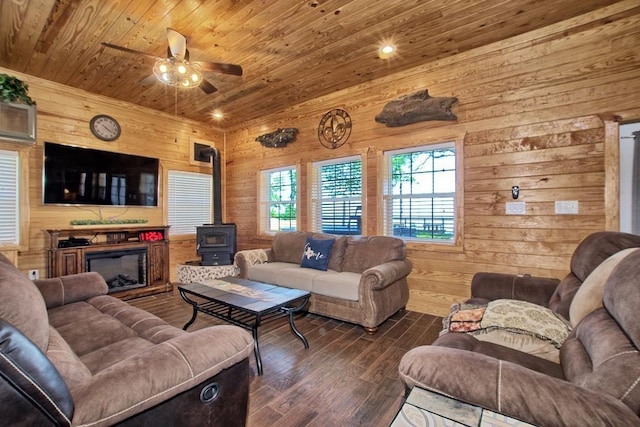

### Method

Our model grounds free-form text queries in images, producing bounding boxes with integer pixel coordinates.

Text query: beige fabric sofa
[0,253,254,426]
[235,231,412,333]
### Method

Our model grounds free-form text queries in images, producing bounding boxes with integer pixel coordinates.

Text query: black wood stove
[196,147,236,265]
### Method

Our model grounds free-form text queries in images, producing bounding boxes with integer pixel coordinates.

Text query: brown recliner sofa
[0,253,254,426]
[235,231,411,333]
[399,231,640,425]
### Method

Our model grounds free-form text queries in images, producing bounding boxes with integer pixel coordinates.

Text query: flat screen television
[43,141,159,206]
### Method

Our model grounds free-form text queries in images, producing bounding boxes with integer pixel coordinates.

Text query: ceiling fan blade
[138,74,158,86]
[166,27,187,59]
[199,79,218,94]
[101,42,158,60]
[198,61,243,76]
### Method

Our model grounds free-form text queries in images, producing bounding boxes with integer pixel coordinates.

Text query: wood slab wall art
[256,127,298,147]
[375,89,458,127]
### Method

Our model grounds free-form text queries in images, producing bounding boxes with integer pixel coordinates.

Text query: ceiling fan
[102,28,242,94]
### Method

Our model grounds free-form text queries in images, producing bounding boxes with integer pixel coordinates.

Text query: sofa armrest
[234,248,272,278]
[470,272,560,307]
[71,325,254,426]
[362,259,412,291]
[399,346,639,426]
[33,272,109,309]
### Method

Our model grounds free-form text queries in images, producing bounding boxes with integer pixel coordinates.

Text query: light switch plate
[555,200,579,214]
[506,201,526,215]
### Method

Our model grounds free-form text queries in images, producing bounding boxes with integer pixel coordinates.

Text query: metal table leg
[252,326,263,375]
[282,296,310,349]
[179,289,199,330]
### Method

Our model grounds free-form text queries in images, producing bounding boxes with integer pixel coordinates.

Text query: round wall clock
[90,114,121,141]
[317,108,352,149]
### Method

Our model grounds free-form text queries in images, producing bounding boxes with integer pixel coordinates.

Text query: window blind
[310,156,362,235]
[0,150,19,244]
[167,170,212,235]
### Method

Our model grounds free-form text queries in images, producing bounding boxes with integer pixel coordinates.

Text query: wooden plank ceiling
[0,0,620,128]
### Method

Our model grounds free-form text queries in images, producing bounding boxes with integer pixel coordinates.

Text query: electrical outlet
[28,269,39,280]
[506,201,526,215]
[555,200,579,214]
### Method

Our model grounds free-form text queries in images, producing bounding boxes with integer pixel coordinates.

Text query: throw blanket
[235,249,269,267]
[442,299,572,349]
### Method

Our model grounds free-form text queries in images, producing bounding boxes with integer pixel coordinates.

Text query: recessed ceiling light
[378,44,396,59]
[212,111,224,120]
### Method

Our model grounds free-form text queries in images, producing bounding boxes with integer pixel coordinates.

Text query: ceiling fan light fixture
[153,58,202,89]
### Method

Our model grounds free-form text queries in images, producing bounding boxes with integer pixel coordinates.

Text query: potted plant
[0,74,36,105]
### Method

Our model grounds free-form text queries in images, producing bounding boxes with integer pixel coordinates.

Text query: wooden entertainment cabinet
[46,225,171,300]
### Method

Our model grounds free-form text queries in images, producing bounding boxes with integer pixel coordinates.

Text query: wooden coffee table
[178,276,310,375]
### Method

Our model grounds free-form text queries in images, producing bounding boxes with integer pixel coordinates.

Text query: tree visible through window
[311,157,362,235]
[260,167,297,233]
[384,143,456,242]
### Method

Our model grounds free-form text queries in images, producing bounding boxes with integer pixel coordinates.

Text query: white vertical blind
[0,149,19,244]
[167,170,212,235]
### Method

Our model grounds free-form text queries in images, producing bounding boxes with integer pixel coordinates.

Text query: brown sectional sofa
[235,231,412,333]
[0,253,254,426]
[399,231,640,425]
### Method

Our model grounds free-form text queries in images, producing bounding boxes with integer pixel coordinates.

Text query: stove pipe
[202,147,223,224]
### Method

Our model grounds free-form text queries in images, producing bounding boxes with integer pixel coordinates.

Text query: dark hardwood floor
[128,289,443,426]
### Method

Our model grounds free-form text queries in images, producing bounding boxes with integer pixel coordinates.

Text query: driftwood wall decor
[375,89,458,127]
[256,127,298,148]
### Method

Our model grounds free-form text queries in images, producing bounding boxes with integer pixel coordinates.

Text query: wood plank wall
[0,66,222,280]
[223,1,640,316]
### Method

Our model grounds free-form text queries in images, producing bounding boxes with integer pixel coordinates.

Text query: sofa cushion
[569,247,638,326]
[272,231,311,263]
[0,253,49,352]
[341,236,405,273]
[46,327,92,389]
[473,329,561,363]
[548,231,640,319]
[276,267,332,292]
[312,233,347,272]
[561,309,640,413]
[49,302,138,357]
[569,231,640,282]
[248,262,300,285]
[80,337,154,374]
[312,272,361,301]
[301,236,335,271]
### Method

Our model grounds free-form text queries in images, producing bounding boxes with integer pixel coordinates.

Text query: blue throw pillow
[300,237,335,271]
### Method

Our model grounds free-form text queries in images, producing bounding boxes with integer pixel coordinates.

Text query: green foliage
[70,219,148,225]
[0,74,36,105]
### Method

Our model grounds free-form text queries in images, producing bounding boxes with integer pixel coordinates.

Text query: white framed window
[0,149,19,245]
[382,142,456,242]
[259,166,298,234]
[167,170,211,235]
[310,156,362,235]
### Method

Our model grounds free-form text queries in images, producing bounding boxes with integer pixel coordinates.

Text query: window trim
[378,134,464,252]
[258,165,299,236]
